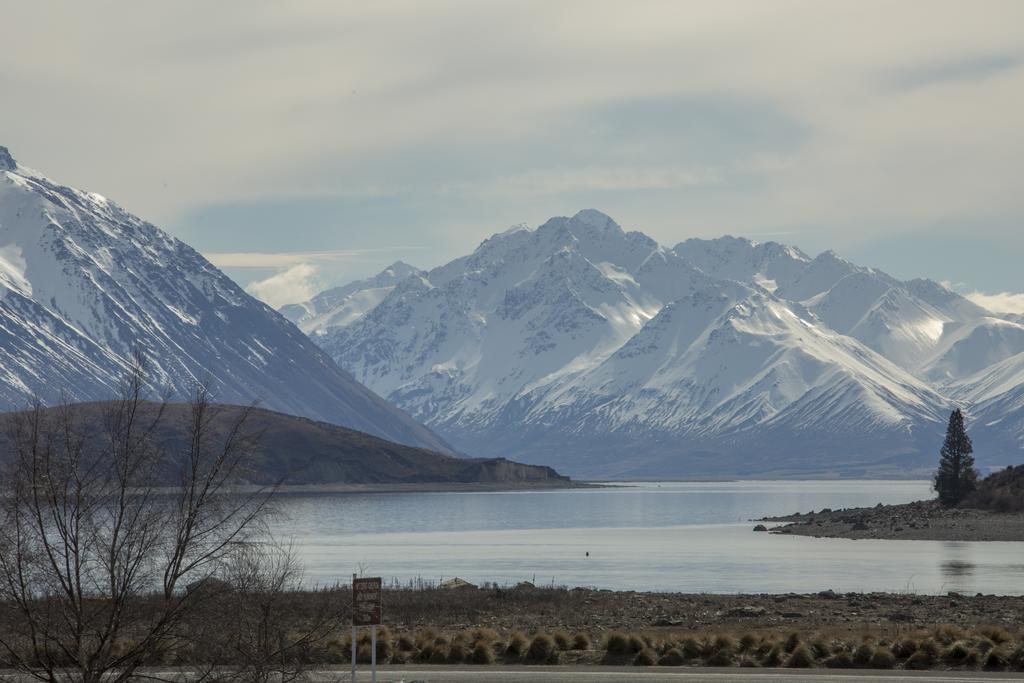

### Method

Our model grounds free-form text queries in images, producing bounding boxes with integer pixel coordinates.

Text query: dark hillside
[0,401,572,488]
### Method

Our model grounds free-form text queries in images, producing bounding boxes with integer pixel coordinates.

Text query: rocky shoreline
[761,499,1024,541]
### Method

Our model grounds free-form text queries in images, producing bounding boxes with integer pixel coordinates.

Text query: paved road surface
[309,666,1023,682]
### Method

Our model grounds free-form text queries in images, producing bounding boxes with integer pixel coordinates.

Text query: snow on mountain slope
[947,350,1024,462]
[443,289,948,477]
[309,210,980,477]
[320,213,689,434]
[677,237,992,379]
[280,261,421,335]
[0,146,450,453]
[673,235,810,294]
[949,350,1024,406]
[921,318,1024,385]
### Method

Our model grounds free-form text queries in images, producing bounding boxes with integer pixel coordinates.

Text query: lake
[269,480,1024,595]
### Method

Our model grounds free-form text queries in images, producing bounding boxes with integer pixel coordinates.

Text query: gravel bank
[761,500,1024,541]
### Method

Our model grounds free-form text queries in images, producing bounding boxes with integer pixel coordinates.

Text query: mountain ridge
[289,209,1024,478]
[0,146,451,454]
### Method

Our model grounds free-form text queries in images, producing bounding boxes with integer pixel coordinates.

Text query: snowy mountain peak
[0,149,451,454]
[571,208,620,232]
[498,222,532,236]
[293,209,1024,477]
[0,146,15,172]
[380,260,420,278]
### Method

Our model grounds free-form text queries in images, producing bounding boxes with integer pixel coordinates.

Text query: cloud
[964,291,1024,315]
[444,165,723,198]
[205,250,374,268]
[243,264,320,308]
[2,2,1023,291]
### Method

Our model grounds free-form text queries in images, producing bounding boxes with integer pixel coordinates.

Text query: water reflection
[941,560,975,578]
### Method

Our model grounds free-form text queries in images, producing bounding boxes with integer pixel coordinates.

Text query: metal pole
[371,624,377,683]
[351,573,357,683]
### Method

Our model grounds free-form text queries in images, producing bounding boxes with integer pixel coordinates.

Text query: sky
[2,1,1023,310]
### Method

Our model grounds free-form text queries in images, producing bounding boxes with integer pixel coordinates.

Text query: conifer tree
[933,408,978,506]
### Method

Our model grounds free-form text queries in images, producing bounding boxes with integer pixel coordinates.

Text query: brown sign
[352,577,382,626]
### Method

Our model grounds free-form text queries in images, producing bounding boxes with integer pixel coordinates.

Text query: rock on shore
[763,499,1024,541]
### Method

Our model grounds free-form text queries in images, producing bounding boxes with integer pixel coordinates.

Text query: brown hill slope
[0,401,572,488]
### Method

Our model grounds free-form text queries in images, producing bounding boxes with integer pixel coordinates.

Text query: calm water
[269,481,1024,595]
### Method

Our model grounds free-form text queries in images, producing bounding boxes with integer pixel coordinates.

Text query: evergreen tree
[933,408,978,506]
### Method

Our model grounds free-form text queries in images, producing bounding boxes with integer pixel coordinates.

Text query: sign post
[352,575,383,683]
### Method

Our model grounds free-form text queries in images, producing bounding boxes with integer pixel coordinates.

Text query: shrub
[505,632,528,658]
[680,637,702,660]
[1008,646,1024,671]
[447,642,469,664]
[906,649,936,670]
[604,632,630,655]
[852,642,874,667]
[712,634,737,654]
[984,649,1007,670]
[705,649,733,667]
[980,626,1012,645]
[810,637,830,659]
[975,637,995,654]
[527,634,557,663]
[571,633,591,650]
[428,646,448,664]
[944,640,973,662]
[934,624,963,645]
[738,655,759,667]
[869,647,896,669]
[397,634,416,651]
[628,634,647,654]
[471,628,499,644]
[786,644,815,668]
[552,630,571,650]
[738,633,758,652]
[471,641,495,664]
[761,645,784,667]
[825,651,854,668]
[919,638,941,658]
[784,632,801,654]
[657,648,685,666]
[633,648,657,666]
[892,638,919,658]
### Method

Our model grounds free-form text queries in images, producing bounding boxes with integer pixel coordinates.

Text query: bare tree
[194,540,342,683]
[0,357,274,682]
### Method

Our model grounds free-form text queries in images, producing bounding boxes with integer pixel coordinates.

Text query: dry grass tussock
[279,625,1024,670]
[7,603,1018,671]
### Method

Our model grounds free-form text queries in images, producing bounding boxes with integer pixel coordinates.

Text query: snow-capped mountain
[0,146,450,454]
[291,209,1023,478]
[280,260,422,335]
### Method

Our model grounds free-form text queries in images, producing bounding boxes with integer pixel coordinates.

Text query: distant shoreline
[267,480,596,494]
[761,499,1024,541]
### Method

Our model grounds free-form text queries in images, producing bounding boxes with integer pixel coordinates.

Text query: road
[307,666,1023,682]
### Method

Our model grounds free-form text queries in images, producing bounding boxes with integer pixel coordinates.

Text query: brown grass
[570,633,591,650]
[786,644,815,668]
[526,634,557,663]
